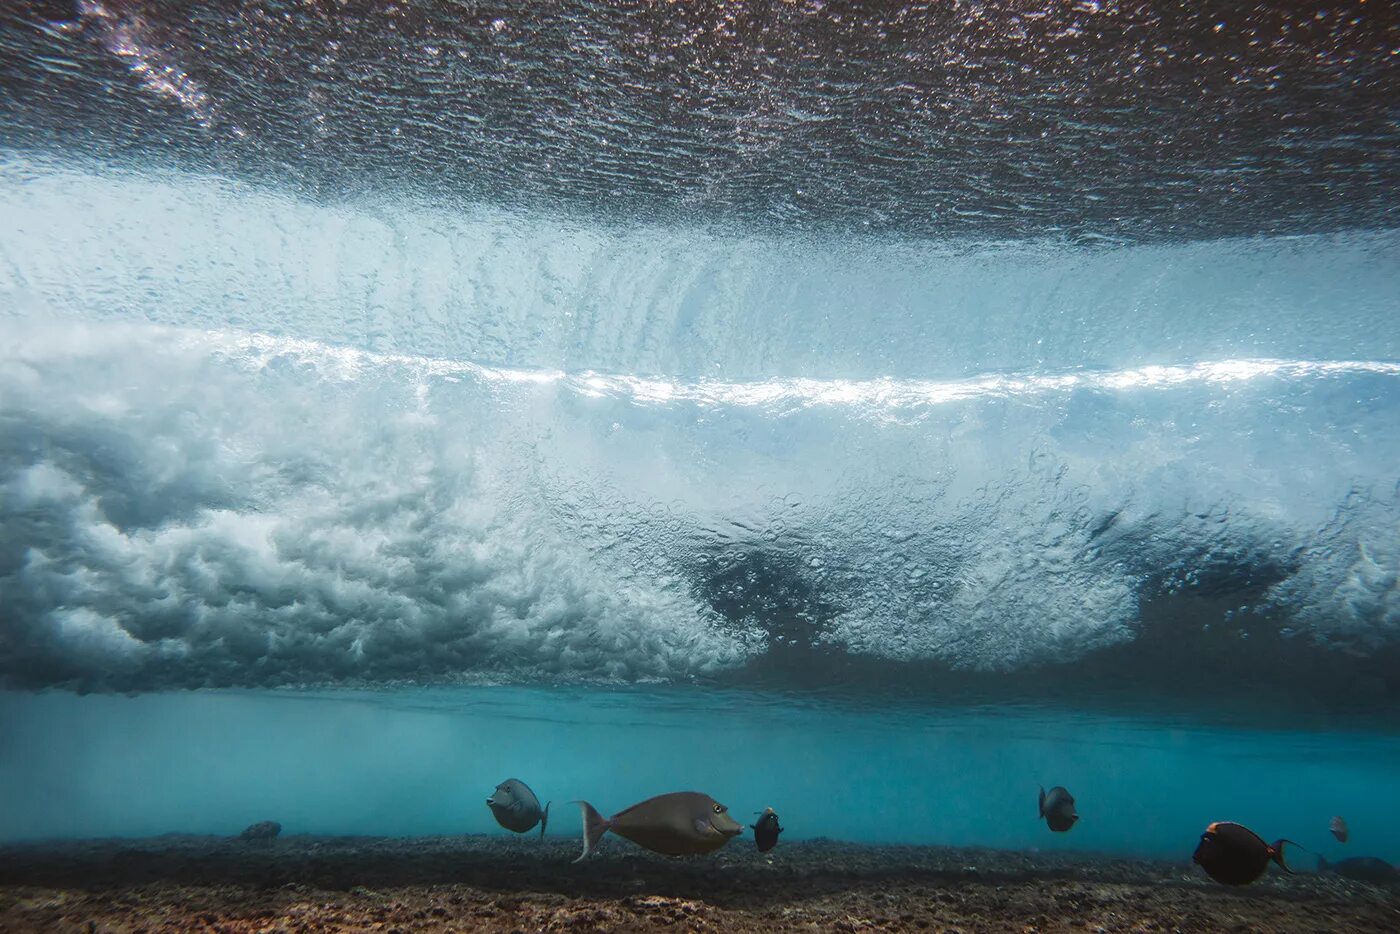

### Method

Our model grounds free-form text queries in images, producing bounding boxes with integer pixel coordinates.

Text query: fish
[1038,786,1078,832]
[1330,815,1349,844]
[752,807,783,852]
[486,778,550,838]
[1317,856,1398,883]
[1193,821,1297,885]
[574,791,744,861]
[238,820,281,841]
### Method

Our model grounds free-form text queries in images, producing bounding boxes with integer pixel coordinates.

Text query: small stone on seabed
[239,820,282,840]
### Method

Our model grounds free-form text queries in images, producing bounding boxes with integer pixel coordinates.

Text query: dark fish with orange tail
[1193,821,1297,885]
[574,791,744,861]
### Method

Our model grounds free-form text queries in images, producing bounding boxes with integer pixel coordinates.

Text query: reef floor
[1,834,1396,932]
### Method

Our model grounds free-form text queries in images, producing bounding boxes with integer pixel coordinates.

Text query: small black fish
[1318,856,1398,884]
[1038,786,1078,832]
[752,807,783,852]
[1193,821,1296,885]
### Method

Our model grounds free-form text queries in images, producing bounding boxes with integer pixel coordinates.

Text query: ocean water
[2,0,1399,871]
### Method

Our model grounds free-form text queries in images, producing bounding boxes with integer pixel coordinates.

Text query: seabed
[3,835,1398,932]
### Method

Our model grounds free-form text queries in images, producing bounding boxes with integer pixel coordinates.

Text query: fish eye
[713,804,723,813]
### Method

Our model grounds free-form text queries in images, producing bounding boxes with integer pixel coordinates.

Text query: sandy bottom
[1,835,1396,932]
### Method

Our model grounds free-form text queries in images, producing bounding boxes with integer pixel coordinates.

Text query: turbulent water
[1,1,1398,859]
[3,160,1398,703]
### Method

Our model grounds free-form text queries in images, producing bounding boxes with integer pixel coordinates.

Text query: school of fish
[485,778,1395,889]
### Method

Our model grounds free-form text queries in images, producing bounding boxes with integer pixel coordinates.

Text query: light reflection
[75,0,222,130]
[201,328,1400,415]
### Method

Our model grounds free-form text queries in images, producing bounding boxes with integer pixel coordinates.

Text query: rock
[238,821,281,841]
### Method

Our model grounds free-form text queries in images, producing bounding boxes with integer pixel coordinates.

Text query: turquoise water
[5,687,1400,864]
[1,1,1398,877]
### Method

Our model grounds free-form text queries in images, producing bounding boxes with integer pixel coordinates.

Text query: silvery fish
[486,778,550,838]
[1038,785,1078,832]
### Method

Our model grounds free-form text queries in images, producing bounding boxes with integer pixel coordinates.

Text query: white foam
[1,313,1396,688]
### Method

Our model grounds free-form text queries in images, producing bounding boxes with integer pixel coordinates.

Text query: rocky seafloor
[1,834,1396,932]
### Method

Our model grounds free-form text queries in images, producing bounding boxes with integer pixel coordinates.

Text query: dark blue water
[1,0,1398,871]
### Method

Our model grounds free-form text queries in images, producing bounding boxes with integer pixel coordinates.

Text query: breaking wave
[3,158,1399,380]
[1,287,1396,695]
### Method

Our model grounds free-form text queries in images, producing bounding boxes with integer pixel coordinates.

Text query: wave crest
[1,316,1396,693]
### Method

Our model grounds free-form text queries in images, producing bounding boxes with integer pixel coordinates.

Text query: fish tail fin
[539,801,551,840]
[1271,839,1302,874]
[572,800,609,863]
[1038,786,1046,818]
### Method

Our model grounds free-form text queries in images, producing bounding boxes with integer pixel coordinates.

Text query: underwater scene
[1,1,1398,931]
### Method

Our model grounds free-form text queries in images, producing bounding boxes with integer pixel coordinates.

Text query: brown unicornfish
[1193,821,1299,885]
[1330,815,1349,844]
[573,791,744,861]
